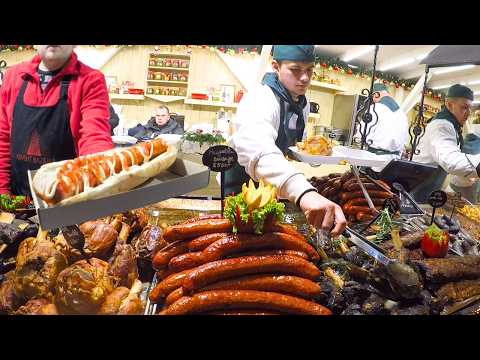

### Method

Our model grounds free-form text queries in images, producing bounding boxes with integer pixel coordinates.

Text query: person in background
[0,45,113,196]
[109,104,120,136]
[225,45,346,236]
[449,119,480,203]
[356,83,408,171]
[129,105,183,140]
[412,84,480,203]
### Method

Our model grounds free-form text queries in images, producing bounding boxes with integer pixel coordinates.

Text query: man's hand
[299,191,346,236]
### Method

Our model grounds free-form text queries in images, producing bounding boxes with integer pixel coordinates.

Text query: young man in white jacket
[225,45,346,236]
[412,84,480,203]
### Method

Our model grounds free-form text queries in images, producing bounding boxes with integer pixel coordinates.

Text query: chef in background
[448,118,480,203]
[412,84,480,203]
[355,83,408,171]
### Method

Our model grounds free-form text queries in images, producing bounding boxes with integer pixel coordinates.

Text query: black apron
[10,75,76,196]
[224,99,297,196]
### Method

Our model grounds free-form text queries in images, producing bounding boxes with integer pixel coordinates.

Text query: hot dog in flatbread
[32,138,177,206]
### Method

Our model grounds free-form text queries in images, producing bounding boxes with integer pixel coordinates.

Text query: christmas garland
[0,45,443,101]
[314,56,444,101]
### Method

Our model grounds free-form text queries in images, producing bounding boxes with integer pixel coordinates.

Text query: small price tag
[202,145,237,172]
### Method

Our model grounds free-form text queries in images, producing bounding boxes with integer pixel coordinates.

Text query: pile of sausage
[148,214,331,315]
[309,171,395,222]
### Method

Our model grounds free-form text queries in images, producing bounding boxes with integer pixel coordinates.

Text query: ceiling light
[468,79,480,85]
[434,64,475,75]
[342,46,375,62]
[432,84,451,90]
[348,64,358,68]
[379,57,415,71]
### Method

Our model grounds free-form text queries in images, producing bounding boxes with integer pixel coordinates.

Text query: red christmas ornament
[395,84,400,88]
[202,45,207,48]
[239,48,244,53]
[252,48,257,52]
[333,65,339,71]
[347,68,353,75]
[383,80,388,85]
[219,47,225,53]
[321,62,327,68]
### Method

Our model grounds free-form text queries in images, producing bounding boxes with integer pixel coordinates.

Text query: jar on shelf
[172,59,179,68]
[179,73,187,82]
[156,58,164,67]
[149,59,156,66]
[147,72,154,80]
[169,88,178,96]
[154,72,163,80]
[164,58,172,67]
[146,87,154,94]
[155,88,162,95]
[182,60,189,68]
[171,72,178,81]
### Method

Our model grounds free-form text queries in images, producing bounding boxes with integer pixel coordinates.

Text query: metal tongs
[351,165,378,214]
[343,227,422,299]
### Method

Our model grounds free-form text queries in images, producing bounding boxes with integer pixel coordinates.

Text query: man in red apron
[0,45,114,196]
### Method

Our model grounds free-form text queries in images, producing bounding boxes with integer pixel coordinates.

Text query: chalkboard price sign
[202,145,237,172]
[428,190,447,225]
[428,190,447,208]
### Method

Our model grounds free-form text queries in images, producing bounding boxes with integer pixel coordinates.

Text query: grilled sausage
[344,183,384,192]
[168,232,319,273]
[187,233,231,251]
[178,214,223,225]
[343,197,386,208]
[182,255,321,294]
[343,205,381,216]
[163,218,233,243]
[152,242,190,270]
[356,212,375,222]
[341,190,392,202]
[149,269,192,303]
[205,310,280,315]
[231,249,309,260]
[160,290,332,315]
[265,223,306,241]
[168,251,204,272]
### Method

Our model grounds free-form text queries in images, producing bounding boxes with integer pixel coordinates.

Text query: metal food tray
[289,145,388,168]
[28,158,210,230]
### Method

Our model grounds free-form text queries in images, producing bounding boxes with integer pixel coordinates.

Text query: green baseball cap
[272,45,315,62]
[447,84,474,101]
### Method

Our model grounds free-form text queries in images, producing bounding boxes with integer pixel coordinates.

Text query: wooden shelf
[109,93,145,101]
[145,94,186,103]
[148,66,189,71]
[184,98,238,109]
[147,80,188,85]
[310,80,347,92]
[150,53,190,59]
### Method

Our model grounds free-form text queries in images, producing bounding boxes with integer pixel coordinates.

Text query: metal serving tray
[28,158,210,230]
